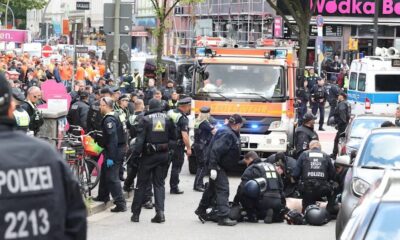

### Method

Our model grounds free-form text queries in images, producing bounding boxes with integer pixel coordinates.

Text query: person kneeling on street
[232,151,286,223]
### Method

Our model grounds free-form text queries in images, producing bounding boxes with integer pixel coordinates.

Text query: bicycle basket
[82,135,104,157]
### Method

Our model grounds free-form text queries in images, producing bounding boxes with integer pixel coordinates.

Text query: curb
[87,191,132,216]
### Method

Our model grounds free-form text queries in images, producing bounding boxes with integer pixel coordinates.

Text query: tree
[150,0,202,84]
[0,0,48,28]
[265,0,318,85]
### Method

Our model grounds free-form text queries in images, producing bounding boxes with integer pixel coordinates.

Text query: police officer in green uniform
[131,99,176,223]
[114,94,130,181]
[12,88,30,132]
[193,106,216,192]
[167,97,192,194]
[167,91,179,110]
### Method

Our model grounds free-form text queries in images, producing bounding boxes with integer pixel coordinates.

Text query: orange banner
[62,19,69,35]
[194,101,284,117]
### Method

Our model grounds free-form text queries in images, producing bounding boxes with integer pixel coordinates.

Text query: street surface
[88,127,336,240]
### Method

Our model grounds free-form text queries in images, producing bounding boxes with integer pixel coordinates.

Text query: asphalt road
[88,127,336,240]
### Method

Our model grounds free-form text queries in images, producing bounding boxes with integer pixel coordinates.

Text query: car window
[350,119,392,138]
[364,203,400,240]
[359,133,400,168]
[349,72,357,90]
[358,73,366,91]
[375,75,400,92]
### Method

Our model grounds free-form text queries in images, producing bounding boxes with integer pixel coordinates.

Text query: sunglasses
[33,95,40,99]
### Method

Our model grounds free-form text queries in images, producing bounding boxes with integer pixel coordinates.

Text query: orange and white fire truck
[188,38,298,173]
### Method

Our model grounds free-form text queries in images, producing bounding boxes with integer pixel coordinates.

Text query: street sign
[76,2,90,10]
[106,34,132,75]
[75,46,88,54]
[274,16,283,38]
[103,3,133,33]
[42,45,53,58]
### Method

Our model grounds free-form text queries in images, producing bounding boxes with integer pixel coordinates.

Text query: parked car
[335,128,400,239]
[338,115,395,156]
[339,170,400,240]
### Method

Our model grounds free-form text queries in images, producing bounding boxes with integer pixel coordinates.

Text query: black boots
[151,211,165,223]
[218,217,237,226]
[131,213,140,222]
[264,209,274,224]
[110,205,127,213]
[170,188,184,194]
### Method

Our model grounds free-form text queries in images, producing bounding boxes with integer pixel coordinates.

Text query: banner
[0,30,28,43]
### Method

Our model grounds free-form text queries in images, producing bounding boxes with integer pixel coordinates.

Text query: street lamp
[1,2,15,29]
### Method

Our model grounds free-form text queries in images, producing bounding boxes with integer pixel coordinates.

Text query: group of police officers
[0,64,354,238]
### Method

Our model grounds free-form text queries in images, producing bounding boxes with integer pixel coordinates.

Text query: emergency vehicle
[348,47,400,115]
[187,37,297,173]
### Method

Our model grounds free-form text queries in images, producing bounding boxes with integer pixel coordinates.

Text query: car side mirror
[335,155,352,167]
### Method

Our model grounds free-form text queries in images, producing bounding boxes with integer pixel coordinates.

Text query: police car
[347,47,400,115]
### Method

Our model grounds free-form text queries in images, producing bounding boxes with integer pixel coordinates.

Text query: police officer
[94,97,127,212]
[325,79,340,121]
[67,91,90,132]
[87,87,113,133]
[130,99,176,223]
[293,140,336,211]
[306,68,319,92]
[167,97,192,194]
[294,113,319,158]
[21,86,44,135]
[331,92,351,159]
[114,94,131,180]
[193,106,216,192]
[266,152,298,197]
[296,79,310,126]
[310,77,327,131]
[196,114,243,226]
[12,88,30,132]
[167,91,179,110]
[234,151,286,223]
[0,73,87,239]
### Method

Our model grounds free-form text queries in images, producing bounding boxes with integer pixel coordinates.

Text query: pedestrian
[167,91,179,110]
[233,151,286,224]
[11,88,30,132]
[94,97,127,213]
[0,73,87,239]
[130,99,176,223]
[195,114,244,226]
[67,91,90,132]
[294,113,319,158]
[296,79,310,126]
[325,79,340,121]
[20,86,44,135]
[167,97,192,194]
[293,140,336,213]
[331,92,351,159]
[162,79,175,100]
[144,78,157,106]
[310,77,327,131]
[133,69,142,90]
[193,106,216,192]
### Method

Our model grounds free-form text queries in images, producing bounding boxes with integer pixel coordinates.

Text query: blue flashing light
[251,124,259,129]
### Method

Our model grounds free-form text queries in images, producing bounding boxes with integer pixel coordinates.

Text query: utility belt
[299,179,329,191]
[145,143,169,155]
[262,190,282,199]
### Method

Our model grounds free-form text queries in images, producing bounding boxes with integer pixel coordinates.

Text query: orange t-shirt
[99,64,105,77]
[75,67,85,80]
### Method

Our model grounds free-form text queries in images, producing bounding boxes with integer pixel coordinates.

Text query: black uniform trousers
[131,152,169,215]
[328,100,337,120]
[332,125,347,157]
[239,193,284,221]
[193,143,207,189]
[297,102,308,126]
[170,144,185,190]
[98,146,126,206]
[301,180,334,212]
[124,162,153,202]
[311,101,325,127]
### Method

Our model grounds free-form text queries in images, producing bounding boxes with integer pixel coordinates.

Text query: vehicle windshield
[358,133,400,168]
[350,118,394,138]
[177,63,193,94]
[364,202,400,240]
[195,64,284,99]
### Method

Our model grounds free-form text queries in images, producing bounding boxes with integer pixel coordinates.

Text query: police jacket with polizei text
[208,125,241,171]
[311,85,327,101]
[132,109,176,158]
[236,159,284,198]
[0,119,87,240]
[293,148,336,182]
[294,125,319,158]
[87,100,102,132]
[101,112,126,161]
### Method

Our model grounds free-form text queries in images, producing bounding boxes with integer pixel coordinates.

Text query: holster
[145,143,169,155]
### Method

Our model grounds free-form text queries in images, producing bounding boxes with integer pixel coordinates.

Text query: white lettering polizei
[0,166,54,195]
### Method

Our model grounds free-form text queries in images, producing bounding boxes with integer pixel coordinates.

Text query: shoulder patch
[107,122,114,129]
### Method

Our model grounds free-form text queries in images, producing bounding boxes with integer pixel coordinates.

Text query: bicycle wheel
[83,158,101,191]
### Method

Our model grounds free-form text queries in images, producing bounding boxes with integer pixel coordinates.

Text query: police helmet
[327,116,336,126]
[304,205,330,226]
[254,177,267,193]
[285,210,305,225]
[244,179,260,199]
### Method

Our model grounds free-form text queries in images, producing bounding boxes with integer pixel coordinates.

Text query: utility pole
[72,22,78,90]
[372,0,379,54]
[113,0,121,82]
[5,0,9,29]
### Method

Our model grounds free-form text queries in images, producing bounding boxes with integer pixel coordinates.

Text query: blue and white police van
[348,47,400,115]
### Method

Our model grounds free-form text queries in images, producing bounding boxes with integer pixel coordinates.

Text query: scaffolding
[172,0,275,55]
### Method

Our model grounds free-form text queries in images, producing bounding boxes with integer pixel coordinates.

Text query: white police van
[348,47,400,115]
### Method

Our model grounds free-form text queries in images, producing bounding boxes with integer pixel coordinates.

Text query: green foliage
[0,0,48,10]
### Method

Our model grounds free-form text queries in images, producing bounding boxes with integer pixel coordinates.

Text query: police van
[348,47,400,115]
